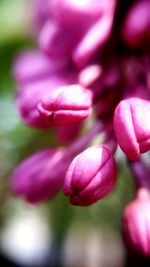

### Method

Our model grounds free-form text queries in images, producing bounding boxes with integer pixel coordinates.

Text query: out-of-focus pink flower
[122,0,150,48]
[38,84,93,126]
[41,0,116,66]
[123,188,150,256]
[114,97,150,161]
[16,72,76,128]
[11,148,68,203]
[32,0,50,33]
[50,0,116,28]
[12,50,65,84]
[73,11,115,67]
[64,145,117,206]
[10,0,150,256]
[39,20,81,59]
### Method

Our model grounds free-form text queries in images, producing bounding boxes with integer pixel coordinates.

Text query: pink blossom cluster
[12,0,150,256]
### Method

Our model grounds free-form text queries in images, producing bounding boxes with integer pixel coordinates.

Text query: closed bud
[11,148,69,203]
[16,74,73,128]
[50,0,116,28]
[64,145,117,206]
[13,50,65,84]
[114,97,150,161]
[122,0,150,48]
[123,188,150,256]
[38,84,93,126]
[45,0,116,66]
[73,12,114,67]
[39,20,79,59]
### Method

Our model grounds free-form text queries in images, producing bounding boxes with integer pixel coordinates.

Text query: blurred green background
[0,1,135,266]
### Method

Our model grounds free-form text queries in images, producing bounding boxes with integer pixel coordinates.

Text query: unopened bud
[64,145,117,206]
[123,188,150,256]
[13,49,65,84]
[114,97,150,161]
[11,148,69,203]
[38,84,93,126]
[122,1,150,48]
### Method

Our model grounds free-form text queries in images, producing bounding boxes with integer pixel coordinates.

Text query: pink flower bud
[50,0,116,28]
[64,145,117,206]
[123,188,150,256]
[71,0,116,67]
[11,148,69,203]
[16,73,74,128]
[114,97,150,161]
[13,50,64,84]
[41,0,116,64]
[38,84,93,126]
[73,13,114,67]
[122,0,150,48]
[39,20,80,59]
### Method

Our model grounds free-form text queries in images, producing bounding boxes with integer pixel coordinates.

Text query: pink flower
[114,97,150,161]
[64,145,117,206]
[39,20,80,59]
[41,0,116,66]
[12,49,64,84]
[13,50,63,83]
[123,188,150,256]
[16,76,69,128]
[16,73,75,128]
[50,0,116,29]
[38,84,93,126]
[73,10,115,67]
[122,0,150,48]
[11,148,69,203]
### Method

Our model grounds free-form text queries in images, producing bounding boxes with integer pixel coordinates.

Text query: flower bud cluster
[11,0,150,256]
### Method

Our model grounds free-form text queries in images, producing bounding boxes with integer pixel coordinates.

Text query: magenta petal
[123,189,150,256]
